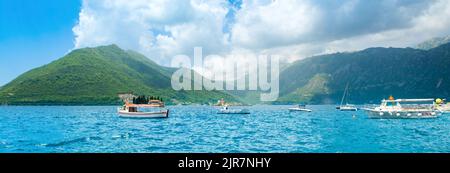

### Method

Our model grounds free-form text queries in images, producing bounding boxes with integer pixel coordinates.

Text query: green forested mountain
[2,42,450,105]
[278,43,450,104]
[0,45,236,105]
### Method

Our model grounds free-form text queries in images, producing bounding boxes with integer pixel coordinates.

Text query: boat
[362,97,441,119]
[217,106,250,114]
[118,102,169,118]
[117,93,169,118]
[288,104,312,112]
[340,104,358,111]
[338,82,358,111]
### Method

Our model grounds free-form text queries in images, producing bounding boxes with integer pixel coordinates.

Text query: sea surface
[0,105,449,153]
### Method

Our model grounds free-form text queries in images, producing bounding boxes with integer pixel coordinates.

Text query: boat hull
[118,110,169,118]
[438,110,450,115]
[288,108,312,112]
[339,107,357,111]
[217,109,250,114]
[363,109,439,119]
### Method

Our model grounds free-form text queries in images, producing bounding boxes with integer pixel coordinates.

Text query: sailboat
[338,82,358,111]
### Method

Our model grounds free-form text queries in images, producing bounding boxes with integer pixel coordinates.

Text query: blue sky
[1,0,450,86]
[0,0,81,85]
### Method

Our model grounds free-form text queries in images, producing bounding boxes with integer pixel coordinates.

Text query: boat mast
[340,82,349,106]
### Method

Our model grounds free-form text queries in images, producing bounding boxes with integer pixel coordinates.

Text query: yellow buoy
[436,98,443,104]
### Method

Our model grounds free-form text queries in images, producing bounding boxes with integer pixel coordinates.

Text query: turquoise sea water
[0,105,449,153]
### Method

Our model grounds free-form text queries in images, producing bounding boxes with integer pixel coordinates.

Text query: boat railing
[382,98,435,103]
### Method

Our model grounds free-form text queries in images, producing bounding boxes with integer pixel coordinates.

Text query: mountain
[3,41,450,105]
[415,36,450,50]
[278,43,450,104]
[0,45,237,105]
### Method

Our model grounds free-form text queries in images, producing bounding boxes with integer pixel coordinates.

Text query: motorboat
[288,104,312,112]
[217,106,250,114]
[362,97,441,119]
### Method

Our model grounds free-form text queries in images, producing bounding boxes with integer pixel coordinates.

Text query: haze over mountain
[277,43,450,104]
[415,35,450,50]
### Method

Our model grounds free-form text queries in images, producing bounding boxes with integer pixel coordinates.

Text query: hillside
[0,45,237,105]
[2,42,450,105]
[278,43,450,104]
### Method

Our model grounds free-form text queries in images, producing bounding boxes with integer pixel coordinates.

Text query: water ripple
[44,137,102,147]
[0,105,449,152]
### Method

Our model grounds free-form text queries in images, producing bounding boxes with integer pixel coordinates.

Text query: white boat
[217,106,250,114]
[118,104,169,118]
[362,98,440,119]
[339,104,358,111]
[338,83,358,111]
[288,104,312,112]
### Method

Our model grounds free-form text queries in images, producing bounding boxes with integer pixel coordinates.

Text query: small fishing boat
[338,82,358,111]
[217,106,250,114]
[118,103,169,118]
[288,104,312,112]
[362,97,440,119]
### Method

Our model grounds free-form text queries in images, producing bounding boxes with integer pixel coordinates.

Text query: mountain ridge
[277,42,450,104]
[0,45,237,105]
[2,42,450,105]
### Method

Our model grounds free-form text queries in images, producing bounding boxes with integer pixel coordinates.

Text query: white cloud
[73,0,450,69]
[321,0,450,54]
[230,0,321,50]
[73,0,229,65]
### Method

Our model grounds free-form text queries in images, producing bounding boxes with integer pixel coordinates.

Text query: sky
[1,0,450,85]
[0,0,81,85]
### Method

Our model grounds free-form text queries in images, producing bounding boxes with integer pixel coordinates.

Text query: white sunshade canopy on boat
[382,99,435,103]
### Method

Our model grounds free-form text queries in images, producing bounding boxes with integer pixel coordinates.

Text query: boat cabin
[298,104,306,108]
[380,98,435,110]
[122,105,138,112]
[148,100,165,107]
